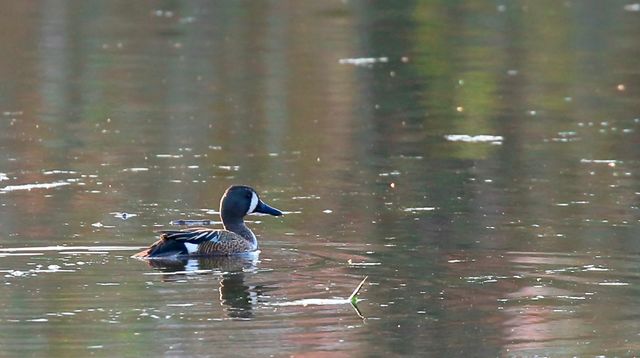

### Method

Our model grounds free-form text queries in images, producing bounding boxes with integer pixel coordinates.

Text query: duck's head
[219,185,283,222]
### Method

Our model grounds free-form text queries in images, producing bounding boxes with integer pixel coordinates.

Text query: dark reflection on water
[1,0,640,356]
[145,255,260,319]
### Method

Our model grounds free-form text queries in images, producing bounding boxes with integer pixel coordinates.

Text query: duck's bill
[254,200,283,216]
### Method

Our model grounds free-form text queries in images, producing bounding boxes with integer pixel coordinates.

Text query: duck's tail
[131,237,189,259]
[132,248,152,258]
[131,238,165,258]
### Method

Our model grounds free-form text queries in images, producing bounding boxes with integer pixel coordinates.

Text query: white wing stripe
[166,229,219,242]
[184,243,198,254]
[206,231,219,241]
[195,231,209,240]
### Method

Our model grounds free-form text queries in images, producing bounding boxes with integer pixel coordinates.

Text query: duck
[133,185,283,258]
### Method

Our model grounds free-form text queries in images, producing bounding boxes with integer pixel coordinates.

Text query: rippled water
[2,1,640,357]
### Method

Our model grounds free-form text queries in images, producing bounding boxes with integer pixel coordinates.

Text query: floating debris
[580,159,619,164]
[582,265,609,272]
[348,259,382,266]
[267,276,368,318]
[378,170,401,177]
[0,181,70,192]
[43,170,77,175]
[170,219,213,226]
[27,318,49,323]
[112,212,138,220]
[597,282,629,286]
[37,265,74,273]
[292,195,321,200]
[338,57,388,67]
[403,207,436,212]
[0,173,8,181]
[166,303,195,307]
[444,134,504,144]
[123,167,149,172]
[548,135,580,143]
[217,165,240,171]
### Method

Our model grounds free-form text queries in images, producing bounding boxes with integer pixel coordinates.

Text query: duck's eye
[246,193,252,199]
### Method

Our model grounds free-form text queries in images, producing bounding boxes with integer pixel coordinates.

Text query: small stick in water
[349,276,368,319]
[170,219,212,226]
[349,276,368,304]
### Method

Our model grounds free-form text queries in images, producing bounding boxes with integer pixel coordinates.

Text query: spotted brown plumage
[133,185,283,258]
[195,231,254,255]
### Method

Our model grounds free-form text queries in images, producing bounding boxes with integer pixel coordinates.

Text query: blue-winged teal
[133,185,283,258]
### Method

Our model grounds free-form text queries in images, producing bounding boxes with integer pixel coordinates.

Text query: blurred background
[1,1,640,356]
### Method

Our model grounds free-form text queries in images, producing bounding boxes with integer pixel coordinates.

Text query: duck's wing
[133,228,253,258]
[132,228,219,258]
[158,227,221,243]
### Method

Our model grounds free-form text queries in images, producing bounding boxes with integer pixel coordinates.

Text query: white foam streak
[0,246,144,253]
[403,207,436,212]
[444,134,503,144]
[0,181,70,192]
[339,57,389,66]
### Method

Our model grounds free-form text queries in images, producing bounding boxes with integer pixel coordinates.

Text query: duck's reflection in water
[145,253,260,319]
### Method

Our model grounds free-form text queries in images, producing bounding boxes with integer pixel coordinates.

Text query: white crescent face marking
[247,191,259,215]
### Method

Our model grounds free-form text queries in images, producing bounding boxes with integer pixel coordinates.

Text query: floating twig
[349,276,368,304]
[267,276,369,319]
[170,219,213,226]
